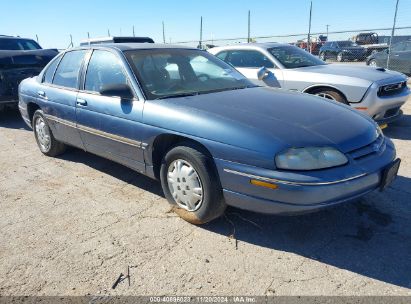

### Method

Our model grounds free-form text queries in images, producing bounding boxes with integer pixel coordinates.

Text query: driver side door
[75,49,145,173]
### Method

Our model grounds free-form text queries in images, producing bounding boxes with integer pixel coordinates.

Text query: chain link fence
[172,0,411,76]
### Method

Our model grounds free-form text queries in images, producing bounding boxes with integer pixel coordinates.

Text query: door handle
[76,98,87,106]
[37,91,47,99]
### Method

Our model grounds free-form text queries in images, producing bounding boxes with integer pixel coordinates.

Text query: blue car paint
[18,44,396,215]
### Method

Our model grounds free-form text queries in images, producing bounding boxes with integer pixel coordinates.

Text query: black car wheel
[369,59,378,67]
[160,142,226,224]
[337,52,344,62]
[319,52,326,61]
[33,110,66,156]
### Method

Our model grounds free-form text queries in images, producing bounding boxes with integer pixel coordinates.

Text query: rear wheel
[319,52,326,61]
[160,143,226,224]
[337,52,344,62]
[311,89,349,105]
[33,110,66,156]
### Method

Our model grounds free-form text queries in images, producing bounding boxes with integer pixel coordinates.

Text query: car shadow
[57,148,164,197]
[201,174,411,289]
[0,107,30,130]
[384,114,411,140]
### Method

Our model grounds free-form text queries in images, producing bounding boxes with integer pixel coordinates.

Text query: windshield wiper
[155,92,199,100]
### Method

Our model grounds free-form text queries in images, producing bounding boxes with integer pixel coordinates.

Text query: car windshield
[337,41,358,47]
[268,46,326,69]
[0,38,42,50]
[125,49,255,100]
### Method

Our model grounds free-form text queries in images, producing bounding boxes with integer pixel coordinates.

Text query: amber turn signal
[250,179,279,190]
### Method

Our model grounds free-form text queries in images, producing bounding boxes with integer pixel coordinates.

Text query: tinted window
[269,46,326,68]
[227,50,274,68]
[85,50,127,93]
[53,50,86,89]
[43,56,61,84]
[391,42,406,52]
[216,51,228,61]
[0,38,41,50]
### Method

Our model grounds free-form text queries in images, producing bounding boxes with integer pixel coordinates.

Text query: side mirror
[257,67,269,80]
[100,83,134,100]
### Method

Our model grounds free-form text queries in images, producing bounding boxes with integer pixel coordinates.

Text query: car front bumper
[350,79,409,123]
[215,139,396,215]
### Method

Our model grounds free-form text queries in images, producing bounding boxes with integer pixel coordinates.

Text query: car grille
[348,135,385,160]
[377,81,407,97]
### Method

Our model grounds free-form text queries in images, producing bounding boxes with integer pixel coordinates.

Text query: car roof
[0,35,36,41]
[70,43,199,52]
[209,42,291,53]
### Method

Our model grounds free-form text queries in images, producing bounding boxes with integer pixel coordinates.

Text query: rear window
[0,38,41,50]
[53,50,87,89]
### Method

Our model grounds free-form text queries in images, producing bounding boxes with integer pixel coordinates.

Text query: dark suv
[319,41,367,62]
[0,35,58,110]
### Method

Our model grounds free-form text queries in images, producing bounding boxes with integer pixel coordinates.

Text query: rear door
[38,50,87,148]
[75,49,145,172]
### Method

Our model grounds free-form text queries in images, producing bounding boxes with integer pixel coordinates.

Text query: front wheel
[33,110,66,156]
[311,89,349,105]
[160,143,226,224]
[337,52,344,62]
[369,59,378,67]
[319,52,326,61]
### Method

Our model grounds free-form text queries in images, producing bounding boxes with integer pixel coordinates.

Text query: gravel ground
[0,95,410,296]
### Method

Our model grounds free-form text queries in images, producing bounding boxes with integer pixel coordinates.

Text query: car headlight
[275,147,348,170]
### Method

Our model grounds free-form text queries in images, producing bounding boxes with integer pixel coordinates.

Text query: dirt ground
[0,94,410,296]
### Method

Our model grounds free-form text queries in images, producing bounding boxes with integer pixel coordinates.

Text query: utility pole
[247,10,251,43]
[69,34,73,48]
[162,21,166,44]
[87,32,90,47]
[199,16,203,49]
[108,29,111,37]
[307,1,312,53]
[133,26,135,37]
[387,0,400,69]
[35,34,39,43]
[326,24,330,38]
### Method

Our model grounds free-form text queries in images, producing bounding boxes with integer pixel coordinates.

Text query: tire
[32,110,66,156]
[160,142,226,224]
[337,52,344,62]
[311,89,349,105]
[369,59,378,67]
[319,52,326,61]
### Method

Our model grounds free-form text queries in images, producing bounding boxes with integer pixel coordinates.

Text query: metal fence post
[307,1,312,52]
[387,0,400,69]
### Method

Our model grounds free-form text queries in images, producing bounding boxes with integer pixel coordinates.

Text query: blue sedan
[18,44,400,224]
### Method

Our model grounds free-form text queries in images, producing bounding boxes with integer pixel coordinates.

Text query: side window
[391,42,405,52]
[53,50,86,89]
[43,56,61,84]
[216,51,228,61]
[227,50,274,68]
[85,50,128,93]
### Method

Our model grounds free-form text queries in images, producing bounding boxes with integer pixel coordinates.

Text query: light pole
[326,24,330,38]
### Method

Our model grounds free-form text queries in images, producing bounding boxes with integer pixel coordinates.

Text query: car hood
[0,49,58,69]
[144,87,378,155]
[295,64,405,82]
